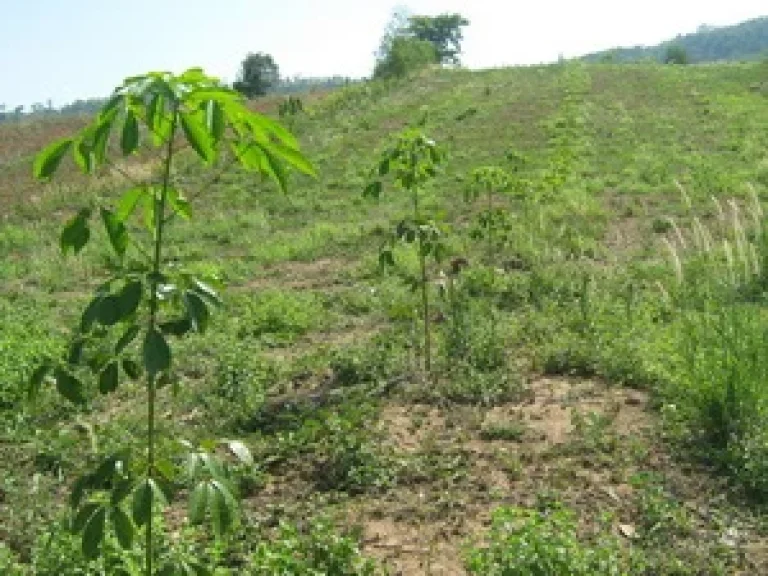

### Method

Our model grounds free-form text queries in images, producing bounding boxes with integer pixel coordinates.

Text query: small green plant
[466,504,625,575]
[248,520,378,574]
[365,129,446,376]
[28,68,314,574]
[466,166,511,264]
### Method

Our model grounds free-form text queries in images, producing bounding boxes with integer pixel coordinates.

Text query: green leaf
[141,189,157,234]
[73,502,100,533]
[261,146,289,192]
[115,324,140,354]
[98,361,119,394]
[33,138,73,180]
[92,108,118,164]
[122,358,141,380]
[209,481,234,538]
[116,186,147,221]
[180,111,215,164]
[97,295,123,326]
[54,367,84,404]
[168,187,192,219]
[183,291,209,333]
[111,506,134,549]
[131,480,152,527]
[80,296,103,332]
[101,208,129,258]
[191,279,222,305]
[147,93,166,141]
[160,317,193,337]
[188,482,209,524]
[70,477,90,511]
[110,478,134,506]
[246,110,299,150]
[82,506,106,559]
[143,328,171,378]
[117,280,143,318]
[73,138,94,174]
[204,100,225,142]
[121,109,139,155]
[262,140,316,177]
[61,208,92,255]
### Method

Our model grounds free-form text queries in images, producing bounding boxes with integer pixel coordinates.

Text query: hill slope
[584,15,768,63]
[3,62,768,573]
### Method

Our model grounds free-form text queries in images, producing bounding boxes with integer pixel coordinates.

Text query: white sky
[0,0,765,108]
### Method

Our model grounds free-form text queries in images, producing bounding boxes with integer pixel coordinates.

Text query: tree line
[584,16,768,64]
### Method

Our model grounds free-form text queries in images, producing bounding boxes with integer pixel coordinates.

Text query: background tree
[408,13,469,65]
[374,36,437,80]
[664,44,690,65]
[233,52,279,98]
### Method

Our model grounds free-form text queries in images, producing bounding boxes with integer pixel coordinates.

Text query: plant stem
[412,186,431,375]
[487,188,493,264]
[420,248,431,374]
[145,104,178,576]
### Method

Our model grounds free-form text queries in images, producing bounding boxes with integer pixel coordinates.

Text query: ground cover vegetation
[2,53,768,574]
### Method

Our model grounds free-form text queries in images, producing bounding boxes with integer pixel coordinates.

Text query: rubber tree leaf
[54,367,84,404]
[122,358,141,380]
[209,481,234,538]
[117,280,143,319]
[33,138,73,180]
[60,208,92,255]
[131,480,152,527]
[96,295,123,326]
[263,140,316,177]
[188,481,209,525]
[116,186,147,221]
[121,108,139,155]
[115,324,140,354]
[180,111,215,164]
[82,506,106,559]
[183,291,209,333]
[143,328,171,378]
[73,502,100,532]
[168,187,192,219]
[98,361,119,394]
[101,208,129,258]
[111,506,134,549]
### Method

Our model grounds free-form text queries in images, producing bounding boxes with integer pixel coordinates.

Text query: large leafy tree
[408,13,469,65]
[233,52,279,98]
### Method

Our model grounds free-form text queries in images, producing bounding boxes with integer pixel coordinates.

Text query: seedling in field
[28,68,314,574]
[466,165,511,264]
[365,129,446,376]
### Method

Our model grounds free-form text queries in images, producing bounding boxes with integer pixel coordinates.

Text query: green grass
[4,60,768,572]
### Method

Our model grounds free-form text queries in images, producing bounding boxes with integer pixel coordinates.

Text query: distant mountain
[583,16,768,63]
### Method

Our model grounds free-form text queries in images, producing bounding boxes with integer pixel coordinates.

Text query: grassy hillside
[584,16,768,63]
[3,61,768,573]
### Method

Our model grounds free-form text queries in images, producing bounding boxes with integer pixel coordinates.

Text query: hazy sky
[1,0,766,108]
